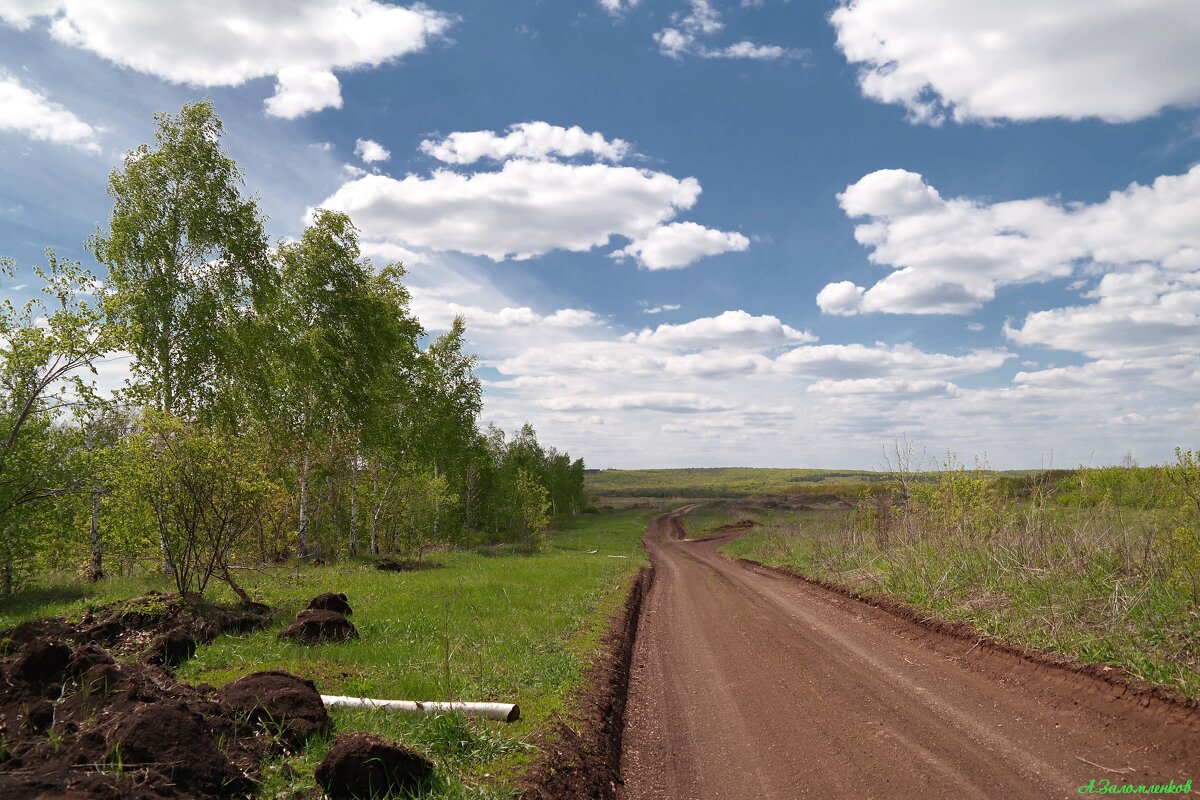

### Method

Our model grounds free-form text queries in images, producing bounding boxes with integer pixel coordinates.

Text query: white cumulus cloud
[0,73,99,151]
[319,162,699,262]
[421,121,630,165]
[318,123,746,268]
[831,0,1200,123]
[1006,267,1200,359]
[628,310,814,349]
[655,0,802,61]
[541,392,737,414]
[264,66,342,119]
[354,138,391,164]
[819,165,1200,316]
[598,0,641,15]
[775,342,1012,379]
[0,0,454,118]
[610,221,749,270]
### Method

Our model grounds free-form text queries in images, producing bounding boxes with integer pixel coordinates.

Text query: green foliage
[264,208,427,558]
[0,253,113,592]
[269,209,419,443]
[1162,448,1200,603]
[92,100,272,418]
[515,468,550,552]
[905,454,1004,541]
[468,424,586,546]
[113,412,276,595]
[1,100,587,591]
[395,468,456,558]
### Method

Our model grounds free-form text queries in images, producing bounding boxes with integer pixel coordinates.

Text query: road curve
[619,508,1198,800]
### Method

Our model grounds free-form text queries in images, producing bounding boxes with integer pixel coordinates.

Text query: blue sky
[2,0,1198,469]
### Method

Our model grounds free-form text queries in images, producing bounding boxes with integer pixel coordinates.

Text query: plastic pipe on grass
[320,694,520,723]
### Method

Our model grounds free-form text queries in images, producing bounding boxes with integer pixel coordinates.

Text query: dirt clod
[0,636,265,798]
[315,732,433,799]
[108,700,253,796]
[278,609,358,644]
[376,558,438,572]
[4,593,270,668]
[0,594,277,799]
[218,670,330,747]
[306,592,353,615]
[66,642,116,676]
[147,627,198,667]
[11,637,71,688]
[23,699,53,734]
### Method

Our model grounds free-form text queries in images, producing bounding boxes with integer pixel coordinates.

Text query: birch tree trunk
[349,454,360,556]
[433,462,441,540]
[2,539,11,596]
[89,485,104,581]
[297,445,311,559]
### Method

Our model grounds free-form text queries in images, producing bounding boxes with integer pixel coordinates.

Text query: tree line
[0,102,587,596]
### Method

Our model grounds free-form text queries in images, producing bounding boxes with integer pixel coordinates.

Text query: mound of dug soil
[712,519,759,533]
[306,592,353,615]
[1,592,271,667]
[110,701,254,796]
[219,671,330,747]
[375,558,439,572]
[315,732,433,799]
[0,635,279,799]
[278,609,358,644]
[146,627,198,667]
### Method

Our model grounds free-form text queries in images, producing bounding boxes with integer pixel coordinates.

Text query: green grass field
[0,509,655,798]
[585,467,880,498]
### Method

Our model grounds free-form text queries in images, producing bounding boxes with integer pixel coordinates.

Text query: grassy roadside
[0,509,654,797]
[718,504,1200,700]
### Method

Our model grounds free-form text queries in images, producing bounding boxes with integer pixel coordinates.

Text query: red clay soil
[619,508,1200,799]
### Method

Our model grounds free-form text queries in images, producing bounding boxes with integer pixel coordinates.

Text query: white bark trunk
[349,454,359,556]
[298,446,311,559]
[89,486,104,581]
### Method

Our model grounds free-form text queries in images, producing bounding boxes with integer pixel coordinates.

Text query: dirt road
[619,508,1198,799]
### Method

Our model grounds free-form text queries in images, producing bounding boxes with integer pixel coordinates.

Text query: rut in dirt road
[619,508,1199,800]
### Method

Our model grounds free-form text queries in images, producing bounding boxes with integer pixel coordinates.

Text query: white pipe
[320,694,520,723]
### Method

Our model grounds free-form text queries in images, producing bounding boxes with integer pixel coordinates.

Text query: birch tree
[270,210,420,558]
[407,317,482,541]
[0,254,112,590]
[92,101,273,419]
